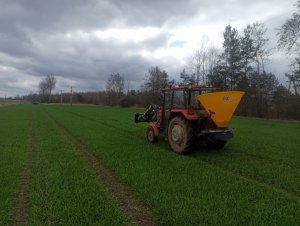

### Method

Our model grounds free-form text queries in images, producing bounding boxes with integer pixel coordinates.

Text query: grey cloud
[0,31,33,58]
[8,34,154,81]
[141,32,171,50]
[0,0,200,34]
[116,0,200,26]
[0,0,296,97]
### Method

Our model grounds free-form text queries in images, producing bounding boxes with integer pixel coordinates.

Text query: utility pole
[70,86,73,105]
[60,90,63,104]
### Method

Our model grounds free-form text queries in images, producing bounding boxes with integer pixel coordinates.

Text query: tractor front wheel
[168,116,193,154]
[146,125,158,143]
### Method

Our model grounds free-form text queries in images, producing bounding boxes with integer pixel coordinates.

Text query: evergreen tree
[144,66,169,104]
[240,25,255,76]
[180,68,195,85]
[219,25,243,90]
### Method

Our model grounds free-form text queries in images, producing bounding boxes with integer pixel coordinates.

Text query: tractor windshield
[163,90,187,109]
[173,90,186,108]
[163,87,215,109]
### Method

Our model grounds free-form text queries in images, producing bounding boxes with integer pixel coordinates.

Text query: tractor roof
[161,85,218,92]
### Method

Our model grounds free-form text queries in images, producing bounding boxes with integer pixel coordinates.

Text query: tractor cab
[161,85,213,109]
[159,86,216,132]
[161,85,217,116]
[135,85,244,154]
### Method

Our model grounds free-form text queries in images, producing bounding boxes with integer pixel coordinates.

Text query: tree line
[24,1,300,120]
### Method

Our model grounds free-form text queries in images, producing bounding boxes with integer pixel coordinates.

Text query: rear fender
[170,109,199,121]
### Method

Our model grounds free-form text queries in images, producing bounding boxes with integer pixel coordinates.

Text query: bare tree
[106,73,124,105]
[277,0,300,53]
[106,73,124,98]
[207,46,219,75]
[39,80,48,95]
[277,1,300,95]
[38,74,57,102]
[45,74,57,96]
[190,48,202,85]
[190,42,219,85]
[251,22,272,74]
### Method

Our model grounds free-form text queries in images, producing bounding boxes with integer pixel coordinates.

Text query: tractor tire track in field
[61,109,300,171]
[196,157,300,201]
[10,119,36,226]
[46,113,157,226]
[51,108,300,199]
[232,150,300,171]
[55,108,300,196]
[62,109,145,138]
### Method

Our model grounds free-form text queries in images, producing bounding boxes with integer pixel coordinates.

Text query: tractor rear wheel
[168,116,193,154]
[146,126,158,143]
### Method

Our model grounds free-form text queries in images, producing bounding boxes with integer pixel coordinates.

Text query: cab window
[172,90,185,108]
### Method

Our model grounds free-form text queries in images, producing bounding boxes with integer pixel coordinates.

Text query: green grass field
[0,104,299,225]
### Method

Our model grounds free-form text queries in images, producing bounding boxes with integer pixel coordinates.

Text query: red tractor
[135,85,244,154]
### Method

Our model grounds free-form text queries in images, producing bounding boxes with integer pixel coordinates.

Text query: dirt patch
[10,120,36,225]
[49,116,156,226]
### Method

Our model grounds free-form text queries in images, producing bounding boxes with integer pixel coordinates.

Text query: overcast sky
[0,0,297,97]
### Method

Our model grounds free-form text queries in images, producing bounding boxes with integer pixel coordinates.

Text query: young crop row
[44,105,300,225]
[50,105,300,196]
[0,106,30,225]
[0,105,132,225]
[28,108,130,225]
[1,104,299,225]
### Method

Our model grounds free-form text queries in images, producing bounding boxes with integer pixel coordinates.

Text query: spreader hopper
[197,91,245,128]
